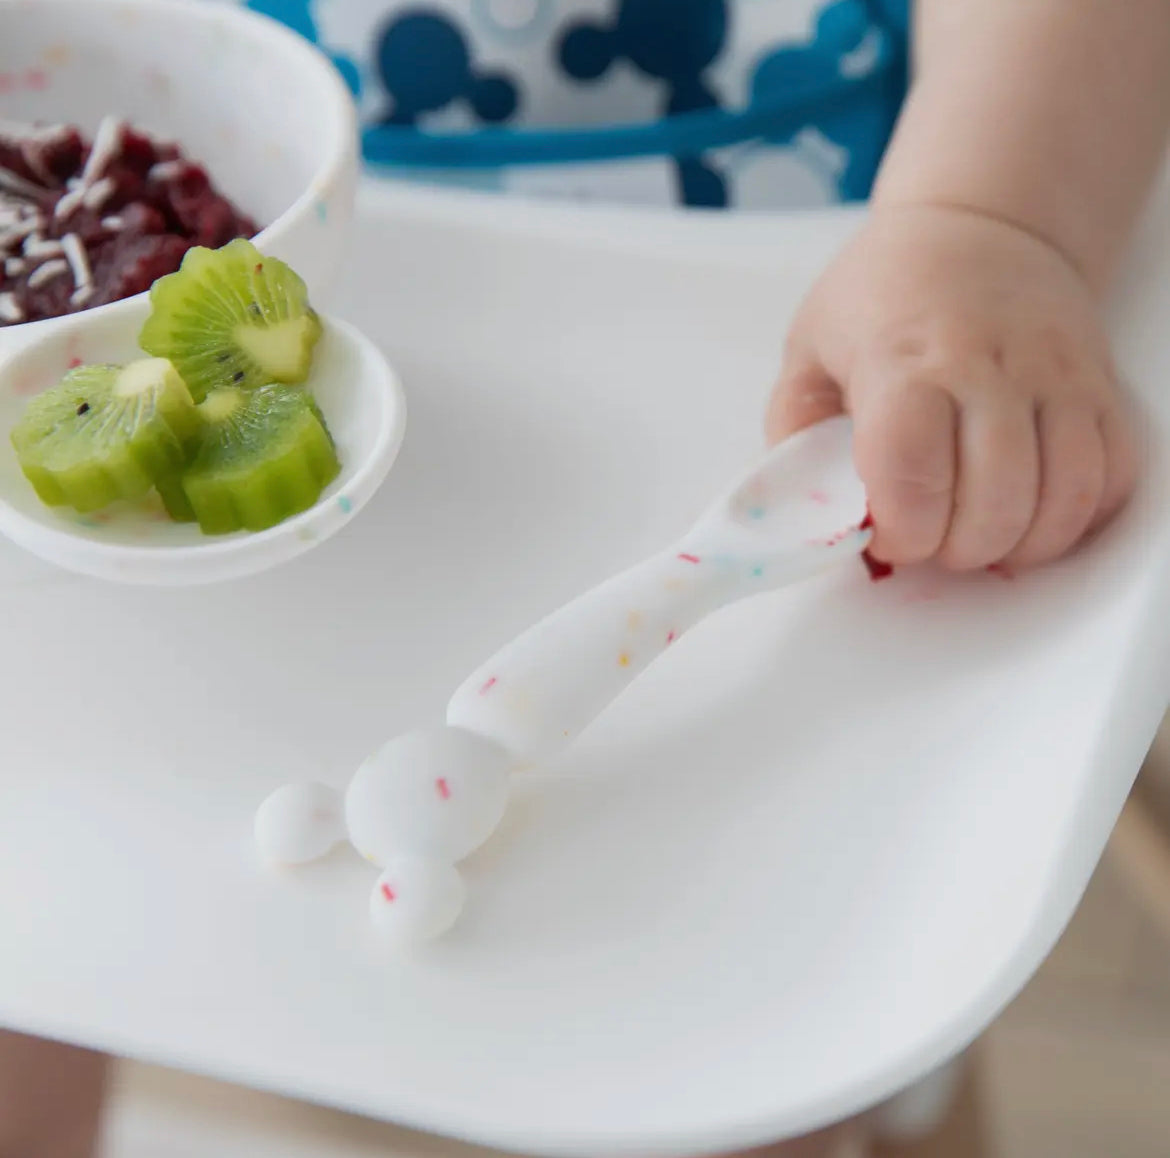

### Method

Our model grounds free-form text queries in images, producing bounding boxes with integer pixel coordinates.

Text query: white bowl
[0,0,358,357]
[0,297,406,585]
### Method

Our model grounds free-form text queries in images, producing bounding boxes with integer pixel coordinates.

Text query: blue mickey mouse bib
[243,0,910,210]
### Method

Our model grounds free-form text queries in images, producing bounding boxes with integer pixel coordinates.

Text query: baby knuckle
[886,468,953,502]
[1034,324,1085,379]
[872,325,992,379]
[1017,328,1099,390]
[881,442,954,499]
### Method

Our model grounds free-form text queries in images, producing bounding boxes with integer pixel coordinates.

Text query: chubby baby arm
[769,0,1170,570]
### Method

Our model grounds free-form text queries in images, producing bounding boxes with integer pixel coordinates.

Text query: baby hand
[767,205,1137,570]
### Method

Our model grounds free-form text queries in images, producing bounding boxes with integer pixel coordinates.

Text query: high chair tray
[2,178,1169,1158]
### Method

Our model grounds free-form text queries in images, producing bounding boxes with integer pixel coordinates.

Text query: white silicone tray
[2,177,1170,1157]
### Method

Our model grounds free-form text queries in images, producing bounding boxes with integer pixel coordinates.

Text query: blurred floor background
[101,730,1170,1158]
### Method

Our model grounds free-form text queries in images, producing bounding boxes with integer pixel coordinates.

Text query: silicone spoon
[255,416,870,943]
[445,413,868,763]
[0,298,405,585]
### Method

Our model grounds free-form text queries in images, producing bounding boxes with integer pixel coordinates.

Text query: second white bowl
[0,300,406,585]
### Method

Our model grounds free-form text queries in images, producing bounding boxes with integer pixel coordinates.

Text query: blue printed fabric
[239,0,910,209]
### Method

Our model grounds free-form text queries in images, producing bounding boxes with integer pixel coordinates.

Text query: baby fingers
[1006,402,1105,568]
[939,393,1040,570]
[852,378,958,565]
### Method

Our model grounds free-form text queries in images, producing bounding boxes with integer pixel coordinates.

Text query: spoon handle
[446,547,778,766]
[446,417,870,768]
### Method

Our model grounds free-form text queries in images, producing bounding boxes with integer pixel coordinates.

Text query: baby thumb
[765,362,843,445]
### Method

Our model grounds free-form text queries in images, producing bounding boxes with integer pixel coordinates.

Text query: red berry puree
[1,116,257,327]
[859,510,893,581]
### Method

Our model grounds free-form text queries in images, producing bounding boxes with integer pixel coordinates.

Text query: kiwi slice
[169,383,340,535]
[11,358,199,512]
[155,471,197,523]
[138,238,322,402]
